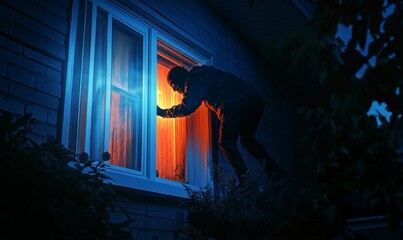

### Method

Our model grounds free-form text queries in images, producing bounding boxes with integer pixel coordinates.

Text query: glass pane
[109,91,141,170]
[108,19,143,171]
[111,19,143,95]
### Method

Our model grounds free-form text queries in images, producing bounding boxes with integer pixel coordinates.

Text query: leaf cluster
[0,110,133,239]
[279,0,403,239]
[180,165,289,239]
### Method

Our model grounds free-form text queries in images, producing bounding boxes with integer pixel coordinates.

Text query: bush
[178,165,289,240]
[0,110,133,239]
[276,0,403,238]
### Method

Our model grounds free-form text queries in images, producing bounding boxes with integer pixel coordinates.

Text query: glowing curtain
[186,105,211,186]
[156,64,187,181]
[109,92,134,169]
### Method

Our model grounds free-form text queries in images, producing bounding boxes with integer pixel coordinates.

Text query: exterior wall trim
[61,0,79,147]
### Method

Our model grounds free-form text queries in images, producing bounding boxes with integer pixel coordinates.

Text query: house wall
[0,0,68,143]
[136,0,299,180]
[0,0,299,238]
[109,188,189,239]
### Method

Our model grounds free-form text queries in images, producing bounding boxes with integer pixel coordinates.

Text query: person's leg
[218,115,248,183]
[238,95,269,160]
[239,96,286,179]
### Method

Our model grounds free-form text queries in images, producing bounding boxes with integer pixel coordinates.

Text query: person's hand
[157,105,164,116]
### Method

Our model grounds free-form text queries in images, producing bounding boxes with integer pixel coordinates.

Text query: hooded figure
[157,65,285,183]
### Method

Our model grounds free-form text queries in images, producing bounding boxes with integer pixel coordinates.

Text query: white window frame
[63,0,213,198]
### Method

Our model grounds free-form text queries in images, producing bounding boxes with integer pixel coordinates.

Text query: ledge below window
[103,164,194,199]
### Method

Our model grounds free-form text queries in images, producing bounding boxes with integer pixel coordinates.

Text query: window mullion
[61,0,79,147]
[74,0,89,154]
[147,28,157,180]
[103,13,113,153]
[84,2,99,155]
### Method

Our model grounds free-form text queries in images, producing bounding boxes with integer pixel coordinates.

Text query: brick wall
[0,0,69,143]
[110,190,188,239]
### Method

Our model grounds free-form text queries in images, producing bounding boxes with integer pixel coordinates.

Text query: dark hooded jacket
[160,65,261,120]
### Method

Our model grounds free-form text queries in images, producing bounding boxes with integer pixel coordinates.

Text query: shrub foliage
[0,110,132,239]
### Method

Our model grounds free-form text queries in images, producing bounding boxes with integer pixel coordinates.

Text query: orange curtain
[107,22,143,171]
[186,105,211,185]
[109,92,134,169]
[156,64,187,181]
[156,63,211,183]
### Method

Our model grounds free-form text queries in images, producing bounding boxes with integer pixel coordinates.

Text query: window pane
[108,19,143,171]
[109,91,141,170]
[111,20,143,95]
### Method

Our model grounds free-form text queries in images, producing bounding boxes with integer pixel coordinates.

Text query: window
[64,0,212,197]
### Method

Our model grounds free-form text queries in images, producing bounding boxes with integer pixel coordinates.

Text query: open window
[156,40,212,186]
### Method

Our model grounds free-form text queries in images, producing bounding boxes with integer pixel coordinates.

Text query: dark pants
[218,95,273,181]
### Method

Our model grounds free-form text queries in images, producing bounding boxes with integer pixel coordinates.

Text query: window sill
[103,164,192,199]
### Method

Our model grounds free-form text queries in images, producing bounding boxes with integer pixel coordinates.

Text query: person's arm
[157,82,204,118]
